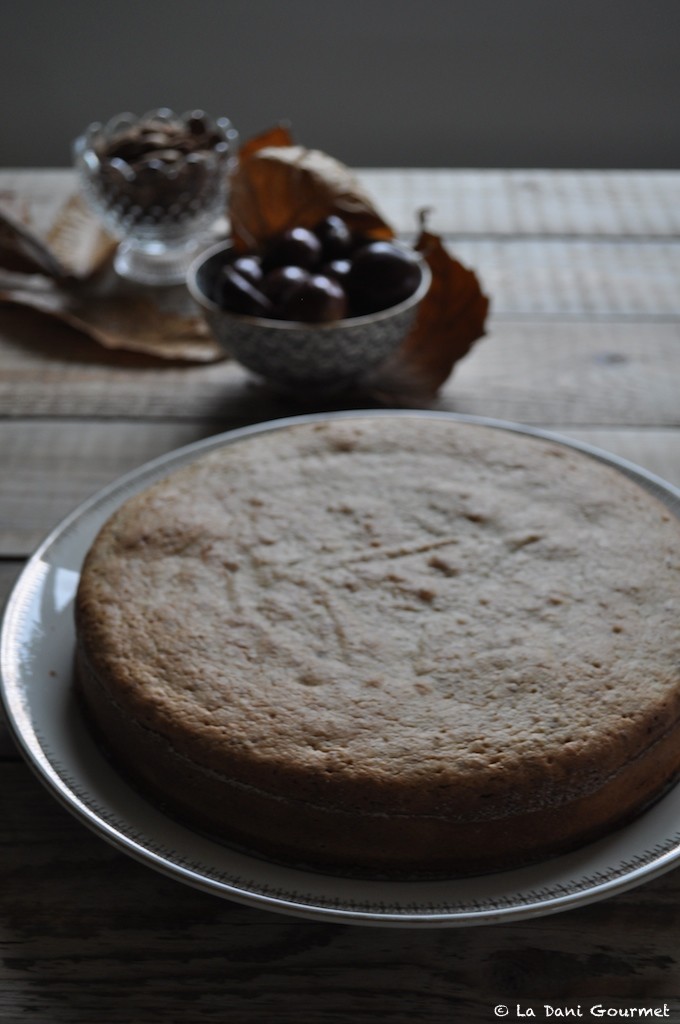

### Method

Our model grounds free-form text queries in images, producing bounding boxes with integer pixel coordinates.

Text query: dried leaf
[45,193,117,279]
[0,191,221,361]
[366,224,490,403]
[230,127,393,251]
[0,194,115,281]
[237,122,295,162]
[0,278,222,362]
[0,206,68,278]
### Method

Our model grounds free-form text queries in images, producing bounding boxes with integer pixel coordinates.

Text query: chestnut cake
[74,416,680,877]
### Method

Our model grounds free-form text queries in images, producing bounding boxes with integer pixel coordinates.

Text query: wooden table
[1,169,679,1021]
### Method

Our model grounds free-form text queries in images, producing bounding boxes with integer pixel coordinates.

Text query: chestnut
[314,215,354,260]
[262,227,322,271]
[262,264,312,306]
[213,264,273,317]
[278,273,348,323]
[347,241,422,313]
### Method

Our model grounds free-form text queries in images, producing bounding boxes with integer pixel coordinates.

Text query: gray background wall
[1,0,678,169]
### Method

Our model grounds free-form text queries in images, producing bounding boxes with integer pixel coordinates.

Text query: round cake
[74,414,680,877]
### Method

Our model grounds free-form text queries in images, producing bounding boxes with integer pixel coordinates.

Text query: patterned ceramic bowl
[187,240,431,391]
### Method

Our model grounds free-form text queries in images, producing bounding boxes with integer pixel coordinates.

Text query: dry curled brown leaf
[402,223,490,393]
[0,277,221,362]
[0,193,115,281]
[45,193,117,280]
[0,191,219,362]
[229,125,393,251]
[365,225,490,404]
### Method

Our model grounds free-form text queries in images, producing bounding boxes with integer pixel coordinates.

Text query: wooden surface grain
[1,168,679,1022]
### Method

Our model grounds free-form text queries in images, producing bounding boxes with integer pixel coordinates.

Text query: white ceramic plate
[2,411,680,928]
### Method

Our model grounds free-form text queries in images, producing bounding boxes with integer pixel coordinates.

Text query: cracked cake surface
[74,415,680,876]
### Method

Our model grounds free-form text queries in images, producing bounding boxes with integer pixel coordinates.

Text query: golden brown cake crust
[74,416,680,876]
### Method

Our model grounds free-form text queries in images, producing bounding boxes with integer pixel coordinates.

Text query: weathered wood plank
[0,420,229,556]
[438,321,680,428]
[0,306,262,420]
[1,315,679,425]
[0,562,22,608]
[0,563,23,757]
[1,420,678,559]
[360,169,680,238]
[452,237,680,317]
[2,236,679,331]
[553,429,680,487]
[0,762,679,1022]
[3,168,680,238]
[0,713,16,760]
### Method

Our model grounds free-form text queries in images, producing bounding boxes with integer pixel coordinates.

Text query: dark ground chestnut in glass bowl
[74,108,238,285]
[186,217,431,392]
